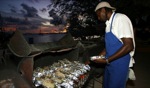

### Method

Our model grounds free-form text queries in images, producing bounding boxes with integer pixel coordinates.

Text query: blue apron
[103,13,130,88]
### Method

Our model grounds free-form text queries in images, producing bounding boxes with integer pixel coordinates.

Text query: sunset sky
[0,0,68,33]
[0,0,51,19]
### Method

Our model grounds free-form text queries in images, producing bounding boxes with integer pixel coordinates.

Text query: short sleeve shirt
[105,12,135,67]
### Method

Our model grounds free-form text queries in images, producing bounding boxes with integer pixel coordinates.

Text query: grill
[6,30,93,88]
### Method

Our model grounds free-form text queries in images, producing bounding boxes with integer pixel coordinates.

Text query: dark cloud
[48,9,62,25]
[10,9,17,13]
[40,8,47,13]
[8,4,16,10]
[8,4,18,13]
[27,0,40,3]
[21,3,39,17]
[48,9,67,25]
[20,10,26,15]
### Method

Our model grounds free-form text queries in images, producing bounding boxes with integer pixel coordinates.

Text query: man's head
[95,1,116,12]
[95,1,116,21]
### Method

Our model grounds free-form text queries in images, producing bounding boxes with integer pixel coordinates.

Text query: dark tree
[48,0,102,38]
[47,0,150,38]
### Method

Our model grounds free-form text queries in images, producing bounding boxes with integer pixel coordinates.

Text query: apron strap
[110,13,116,32]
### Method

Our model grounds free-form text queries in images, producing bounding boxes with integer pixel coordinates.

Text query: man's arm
[93,38,134,64]
[107,38,134,62]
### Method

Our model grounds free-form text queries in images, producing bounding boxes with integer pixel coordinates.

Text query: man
[93,1,135,88]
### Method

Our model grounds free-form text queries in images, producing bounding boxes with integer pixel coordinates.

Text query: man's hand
[85,60,91,65]
[92,58,107,64]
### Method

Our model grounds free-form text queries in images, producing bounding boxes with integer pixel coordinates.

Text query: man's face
[96,8,107,21]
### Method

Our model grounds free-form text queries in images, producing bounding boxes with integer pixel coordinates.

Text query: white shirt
[105,12,135,67]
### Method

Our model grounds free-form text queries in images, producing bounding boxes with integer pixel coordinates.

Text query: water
[24,33,66,44]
